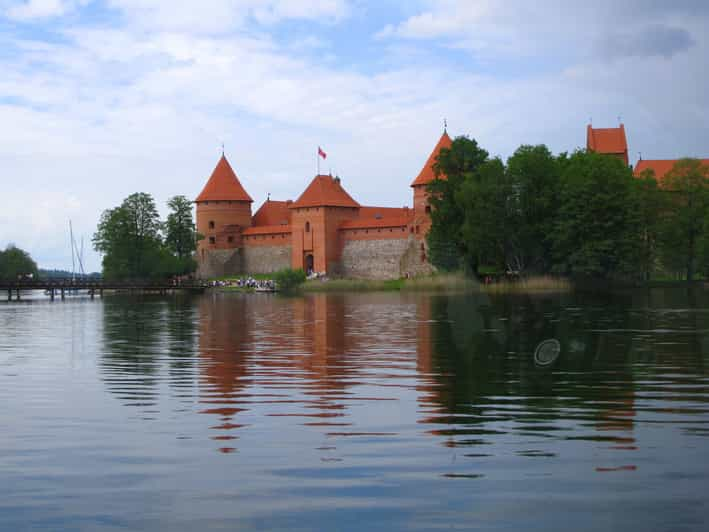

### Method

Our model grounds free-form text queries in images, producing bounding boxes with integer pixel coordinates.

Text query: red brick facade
[195,132,451,276]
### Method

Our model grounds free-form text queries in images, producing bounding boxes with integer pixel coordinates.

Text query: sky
[1,0,708,272]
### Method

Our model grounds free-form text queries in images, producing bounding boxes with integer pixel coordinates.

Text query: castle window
[416,226,420,234]
[209,236,216,244]
[410,227,414,234]
[228,236,234,243]
[305,221,310,232]
[209,221,215,229]
[425,205,431,214]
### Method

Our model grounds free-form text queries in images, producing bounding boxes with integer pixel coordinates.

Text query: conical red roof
[195,155,253,202]
[291,175,360,208]
[411,131,452,187]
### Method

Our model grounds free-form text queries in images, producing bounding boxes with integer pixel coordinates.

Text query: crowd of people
[207,277,276,290]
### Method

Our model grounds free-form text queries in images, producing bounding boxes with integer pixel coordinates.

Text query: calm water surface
[2,288,709,531]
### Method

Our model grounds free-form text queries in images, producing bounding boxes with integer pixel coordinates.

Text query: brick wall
[196,200,252,253]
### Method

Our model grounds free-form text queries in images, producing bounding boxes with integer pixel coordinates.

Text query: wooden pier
[0,279,208,301]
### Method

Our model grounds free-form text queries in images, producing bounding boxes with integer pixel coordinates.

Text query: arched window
[305,221,310,232]
[209,220,215,229]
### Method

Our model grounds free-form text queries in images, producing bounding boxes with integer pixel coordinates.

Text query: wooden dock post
[61,288,65,300]
[7,289,10,301]
[16,289,20,300]
[50,288,55,300]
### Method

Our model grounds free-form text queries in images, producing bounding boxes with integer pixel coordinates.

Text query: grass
[301,273,477,293]
[480,275,571,293]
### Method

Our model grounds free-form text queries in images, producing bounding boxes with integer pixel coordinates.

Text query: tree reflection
[100,295,198,406]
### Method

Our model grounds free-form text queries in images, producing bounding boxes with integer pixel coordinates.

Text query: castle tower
[289,174,360,274]
[195,155,253,255]
[586,123,629,166]
[410,130,452,238]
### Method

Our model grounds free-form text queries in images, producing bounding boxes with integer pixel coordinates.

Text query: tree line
[0,245,38,279]
[427,138,709,281]
[93,193,200,280]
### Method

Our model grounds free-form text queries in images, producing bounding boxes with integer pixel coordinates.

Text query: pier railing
[1,278,209,300]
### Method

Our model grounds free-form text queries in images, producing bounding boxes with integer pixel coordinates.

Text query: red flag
[318,146,327,159]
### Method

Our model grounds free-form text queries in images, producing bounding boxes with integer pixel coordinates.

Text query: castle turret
[195,155,253,254]
[586,123,629,166]
[410,130,452,238]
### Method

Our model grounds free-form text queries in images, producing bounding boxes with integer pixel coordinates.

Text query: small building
[195,130,452,279]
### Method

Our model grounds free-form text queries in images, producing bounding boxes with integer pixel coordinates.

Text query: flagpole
[317,146,320,176]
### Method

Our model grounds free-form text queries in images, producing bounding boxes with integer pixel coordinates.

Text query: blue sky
[1,0,708,272]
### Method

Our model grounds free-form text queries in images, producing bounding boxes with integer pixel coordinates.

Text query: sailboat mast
[69,220,76,281]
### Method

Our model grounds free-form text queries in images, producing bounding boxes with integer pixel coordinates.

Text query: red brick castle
[195,130,452,279]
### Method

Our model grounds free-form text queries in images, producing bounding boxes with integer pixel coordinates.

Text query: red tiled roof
[242,225,292,236]
[339,217,410,230]
[252,199,292,226]
[411,131,453,187]
[586,124,629,165]
[291,175,360,208]
[358,206,412,220]
[195,155,253,203]
[634,159,709,182]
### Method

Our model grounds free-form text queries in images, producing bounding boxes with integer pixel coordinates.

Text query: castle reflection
[99,288,709,465]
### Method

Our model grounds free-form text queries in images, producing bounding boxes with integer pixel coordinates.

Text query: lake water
[1,288,709,531]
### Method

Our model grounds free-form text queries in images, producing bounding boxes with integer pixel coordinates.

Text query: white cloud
[0,0,707,271]
[378,0,705,60]
[5,0,87,20]
[105,0,350,34]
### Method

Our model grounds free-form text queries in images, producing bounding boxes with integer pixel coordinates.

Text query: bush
[273,268,306,292]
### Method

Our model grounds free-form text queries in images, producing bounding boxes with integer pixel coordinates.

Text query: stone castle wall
[197,249,242,279]
[340,238,410,279]
[197,239,434,280]
[242,245,292,274]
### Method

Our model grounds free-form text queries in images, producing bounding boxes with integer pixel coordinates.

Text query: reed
[302,273,477,293]
[481,275,571,293]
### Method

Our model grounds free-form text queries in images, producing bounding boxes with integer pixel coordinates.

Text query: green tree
[427,136,489,272]
[505,145,561,273]
[552,151,638,278]
[457,158,514,272]
[659,158,709,281]
[93,193,164,279]
[0,244,38,279]
[629,169,665,281]
[165,195,199,275]
[165,195,197,259]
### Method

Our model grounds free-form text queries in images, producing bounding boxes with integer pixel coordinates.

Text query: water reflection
[3,288,709,530]
[97,289,709,468]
